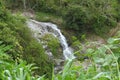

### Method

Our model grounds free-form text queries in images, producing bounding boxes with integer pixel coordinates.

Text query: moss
[41,34,62,58]
[35,12,63,25]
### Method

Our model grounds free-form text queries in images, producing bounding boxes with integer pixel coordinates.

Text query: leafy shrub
[63,0,119,35]
[0,42,44,80]
[1,32,120,80]
[117,0,120,21]
[0,2,53,78]
[50,37,120,80]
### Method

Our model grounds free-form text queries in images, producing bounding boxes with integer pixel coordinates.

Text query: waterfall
[27,19,75,60]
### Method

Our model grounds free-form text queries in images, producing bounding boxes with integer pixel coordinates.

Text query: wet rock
[54,59,64,74]
[27,19,75,73]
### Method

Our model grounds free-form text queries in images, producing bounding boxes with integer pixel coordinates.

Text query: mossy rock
[41,34,63,58]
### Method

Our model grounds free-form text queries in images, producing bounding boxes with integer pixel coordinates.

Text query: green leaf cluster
[63,0,119,35]
[0,2,53,78]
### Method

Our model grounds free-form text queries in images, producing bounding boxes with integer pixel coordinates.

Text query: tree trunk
[23,0,26,10]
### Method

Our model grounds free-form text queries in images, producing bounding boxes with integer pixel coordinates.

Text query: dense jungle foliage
[0,0,53,78]
[0,0,120,80]
[4,0,120,35]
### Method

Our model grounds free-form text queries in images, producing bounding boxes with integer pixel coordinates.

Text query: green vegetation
[57,37,120,80]
[4,0,120,36]
[41,34,62,57]
[35,12,63,25]
[0,1,53,78]
[0,0,120,80]
[1,37,119,80]
[63,0,119,36]
[0,42,43,80]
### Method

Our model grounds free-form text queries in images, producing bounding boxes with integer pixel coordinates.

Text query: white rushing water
[27,19,75,60]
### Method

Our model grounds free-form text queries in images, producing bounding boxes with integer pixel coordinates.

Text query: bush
[0,2,53,78]
[117,0,120,21]
[0,42,43,80]
[51,37,120,80]
[63,0,119,35]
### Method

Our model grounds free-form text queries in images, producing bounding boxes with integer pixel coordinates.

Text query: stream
[27,19,75,73]
[27,19,75,60]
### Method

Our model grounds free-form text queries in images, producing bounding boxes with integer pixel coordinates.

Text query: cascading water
[27,19,75,61]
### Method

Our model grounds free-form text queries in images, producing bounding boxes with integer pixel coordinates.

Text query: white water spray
[27,19,75,60]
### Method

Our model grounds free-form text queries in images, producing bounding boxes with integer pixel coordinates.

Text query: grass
[35,12,63,25]
[0,35,120,80]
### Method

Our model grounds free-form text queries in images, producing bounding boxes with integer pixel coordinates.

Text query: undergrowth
[51,37,120,80]
[1,36,120,80]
